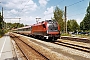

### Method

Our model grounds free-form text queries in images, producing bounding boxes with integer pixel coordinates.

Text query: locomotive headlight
[47,24,49,27]
[47,24,49,34]
[47,30,49,34]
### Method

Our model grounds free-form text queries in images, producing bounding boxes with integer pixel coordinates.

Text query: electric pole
[65,6,67,33]
[2,7,4,29]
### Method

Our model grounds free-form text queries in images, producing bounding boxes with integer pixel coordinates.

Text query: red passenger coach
[31,20,60,40]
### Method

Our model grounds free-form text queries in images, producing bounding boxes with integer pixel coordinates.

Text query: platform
[0,33,16,60]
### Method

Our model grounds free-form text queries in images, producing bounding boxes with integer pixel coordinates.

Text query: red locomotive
[31,20,60,40]
[13,20,60,41]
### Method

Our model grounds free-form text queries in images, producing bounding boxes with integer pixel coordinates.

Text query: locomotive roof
[32,20,56,26]
[33,21,46,26]
[45,20,57,22]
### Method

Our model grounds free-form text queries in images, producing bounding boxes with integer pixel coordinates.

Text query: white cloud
[2,0,37,11]
[67,17,83,25]
[76,18,82,25]
[23,0,37,11]
[44,6,53,15]
[1,0,38,25]
[21,16,36,25]
[5,16,36,25]
[39,0,49,6]
[44,6,54,20]
[10,9,18,14]
[1,0,53,25]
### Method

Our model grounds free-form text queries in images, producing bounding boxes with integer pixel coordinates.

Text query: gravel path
[11,33,90,60]
[25,37,90,60]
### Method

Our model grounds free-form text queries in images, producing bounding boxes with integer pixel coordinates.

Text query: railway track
[9,32,90,60]
[10,33,49,60]
[52,40,90,53]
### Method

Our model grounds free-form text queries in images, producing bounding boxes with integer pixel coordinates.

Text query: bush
[0,29,5,37]
[61,33,71,36]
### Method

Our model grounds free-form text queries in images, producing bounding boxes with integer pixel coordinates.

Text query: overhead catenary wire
[67,7,86,17]
[21,0,30,11]
[17,0,31,17]
[68,12,86,18]
[3,0,30,23]
[62,0,87,33]
[58,0,86,15]
[13,0,31,24]
[18,0,86,20]
[67,6,87,14]
[66,0,87,19]
[58,0,65,4]
[67,0,85,7]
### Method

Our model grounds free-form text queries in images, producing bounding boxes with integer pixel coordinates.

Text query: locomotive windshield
[47,20,58,32]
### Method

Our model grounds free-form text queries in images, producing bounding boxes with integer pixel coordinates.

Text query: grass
[61,33,71,36]
[61,33,90,40]
[76,34,90,39]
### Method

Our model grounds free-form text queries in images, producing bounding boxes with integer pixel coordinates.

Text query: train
[13,20,60,41]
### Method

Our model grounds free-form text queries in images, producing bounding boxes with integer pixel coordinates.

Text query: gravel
[26,37,90,60]
[13,33,90,60]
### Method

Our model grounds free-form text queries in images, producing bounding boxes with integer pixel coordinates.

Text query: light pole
[36,18,41,23]
[19,18,21,27]
[19,18,21,23]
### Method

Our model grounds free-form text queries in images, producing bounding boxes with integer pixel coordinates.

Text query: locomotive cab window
[47,20,58,31]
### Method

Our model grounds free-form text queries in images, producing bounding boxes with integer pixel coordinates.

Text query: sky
[0,0,90,25]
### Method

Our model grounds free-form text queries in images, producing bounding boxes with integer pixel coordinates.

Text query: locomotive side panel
[31,22,47,36]
[31,20,60,40]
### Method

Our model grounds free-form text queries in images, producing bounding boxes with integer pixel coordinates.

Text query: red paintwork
[31,21,47,34]
[48,32,59,34]
[31,21,60,36]
[58,24,60,31]
[14,20,60,39]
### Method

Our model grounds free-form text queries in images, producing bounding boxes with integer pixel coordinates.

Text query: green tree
[12,23,24,28]
[7,23,24,30]
[0,12,5,37]
[67,20,71,31]
[67,19,79,32]
[7,23,13,29]
[0,12,3,29]
[80,21,85,31]
[80,2,90,31]
[53,6,64,31]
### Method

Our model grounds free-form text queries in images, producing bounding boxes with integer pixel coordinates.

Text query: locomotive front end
[44,20,60,40]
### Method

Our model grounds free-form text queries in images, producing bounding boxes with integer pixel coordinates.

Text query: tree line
[53,2,90,33]
[0,13,24,37]
[80,2,90,31]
